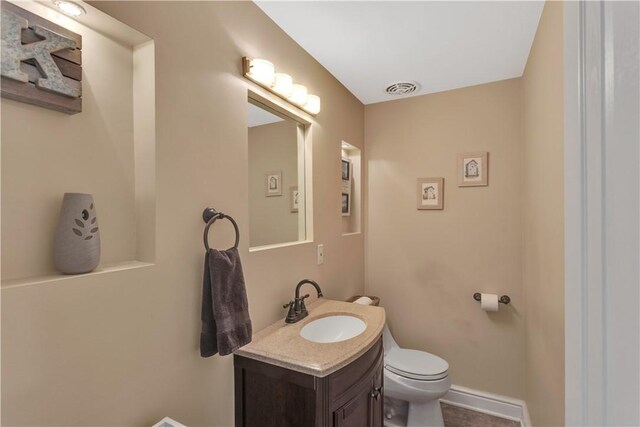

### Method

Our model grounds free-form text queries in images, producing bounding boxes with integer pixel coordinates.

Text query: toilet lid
[385,348,449,381]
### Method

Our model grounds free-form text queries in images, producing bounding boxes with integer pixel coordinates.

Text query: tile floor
[441,402,520,427]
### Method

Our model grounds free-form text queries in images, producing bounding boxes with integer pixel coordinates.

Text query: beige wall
[364,79,525,398]
[0,1,365,425]
[248,120,299,247]
[364,1,565,417]
[1,1,565,424]
[522,2,565,425]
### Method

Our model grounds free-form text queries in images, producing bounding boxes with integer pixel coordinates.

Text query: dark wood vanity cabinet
[234,337,383,427]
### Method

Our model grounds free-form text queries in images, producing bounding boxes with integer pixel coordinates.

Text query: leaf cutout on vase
[91,217,97,224]
[75,219,85,228]
[82,209,89,220]
[72,228,82,236]
[90,203,94,210]
[90,227,98,233]
[85,235,93,240]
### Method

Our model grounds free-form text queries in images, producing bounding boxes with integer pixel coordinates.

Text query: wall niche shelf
[341,141,362,235]
[2,261,154,290]
[1,1,156,288]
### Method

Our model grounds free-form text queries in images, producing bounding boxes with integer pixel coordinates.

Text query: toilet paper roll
[354,296,373,306]
[480,293,499,312]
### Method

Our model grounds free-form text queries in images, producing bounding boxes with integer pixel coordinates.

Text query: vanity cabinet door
[371,359,383,427]
[234,356,319,427]
[332,344,384,427]
[332,380,373,427]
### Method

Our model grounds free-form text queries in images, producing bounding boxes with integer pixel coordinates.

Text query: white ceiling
[247,103,284,127]
[255,1,544,105]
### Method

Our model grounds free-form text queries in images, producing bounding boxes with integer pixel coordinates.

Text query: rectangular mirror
[247,97,307,248]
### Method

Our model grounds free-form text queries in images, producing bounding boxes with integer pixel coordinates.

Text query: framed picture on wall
[342,193,350,216]
[458,151,488,187]
[290,186,299,212]
[341,157,352,217]
[342,159,351,181]
[417,177,444,210]
[264,171,282,196]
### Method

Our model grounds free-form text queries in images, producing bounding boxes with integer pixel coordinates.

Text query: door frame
[564,1,640,425]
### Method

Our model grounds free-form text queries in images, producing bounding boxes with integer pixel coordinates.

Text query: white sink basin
[300,315,367,343]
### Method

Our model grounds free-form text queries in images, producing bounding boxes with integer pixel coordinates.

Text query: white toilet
[383,325,450,427]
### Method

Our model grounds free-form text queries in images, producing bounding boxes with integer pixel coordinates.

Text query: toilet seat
[385,347,449,381]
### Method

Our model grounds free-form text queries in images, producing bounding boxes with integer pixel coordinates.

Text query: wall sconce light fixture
[242,57,321,115]
[273,73,293,98]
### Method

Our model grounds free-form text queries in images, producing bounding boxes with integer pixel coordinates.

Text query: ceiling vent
[385,81,420,96]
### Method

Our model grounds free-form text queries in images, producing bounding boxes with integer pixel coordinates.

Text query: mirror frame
[247,89,314,252]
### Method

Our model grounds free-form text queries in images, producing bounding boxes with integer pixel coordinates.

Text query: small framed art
[458,151,488,187]
[341,193,350,216]
[264,171,282,196]
[342,159,351,181]
[417,177,444,210]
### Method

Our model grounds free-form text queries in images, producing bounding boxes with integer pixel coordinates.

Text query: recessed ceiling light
[53,1,86,17]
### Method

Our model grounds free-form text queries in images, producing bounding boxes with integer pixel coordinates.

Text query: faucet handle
[283,300,294,309]
[283,300,297,324]
[298,293,310,314]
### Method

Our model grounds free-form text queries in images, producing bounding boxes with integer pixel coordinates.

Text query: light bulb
[53,1,86,16]
[289,84,308,106]
[248,58,275,87]
[273,73,293,97]
[303,94,321,114]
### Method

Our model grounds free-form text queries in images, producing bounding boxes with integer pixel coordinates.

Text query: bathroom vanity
[234,299,385,427]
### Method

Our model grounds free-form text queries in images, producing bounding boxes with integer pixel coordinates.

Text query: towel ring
[203,207,240,251]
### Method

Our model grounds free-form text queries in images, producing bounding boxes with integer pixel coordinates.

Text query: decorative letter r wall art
[1,2,82,114]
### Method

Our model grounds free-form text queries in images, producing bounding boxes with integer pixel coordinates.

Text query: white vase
[53,193,100,274]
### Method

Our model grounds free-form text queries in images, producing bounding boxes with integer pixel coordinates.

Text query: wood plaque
[1,2,82,114]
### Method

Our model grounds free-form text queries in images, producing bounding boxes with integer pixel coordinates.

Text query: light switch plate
[317,244,324,265]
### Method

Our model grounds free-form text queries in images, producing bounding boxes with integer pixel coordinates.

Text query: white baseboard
[440,385,531,427]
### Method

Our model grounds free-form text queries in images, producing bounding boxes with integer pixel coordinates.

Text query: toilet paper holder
[473,293,511,305]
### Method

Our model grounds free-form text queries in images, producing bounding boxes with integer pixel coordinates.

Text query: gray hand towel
[200,247,252,357]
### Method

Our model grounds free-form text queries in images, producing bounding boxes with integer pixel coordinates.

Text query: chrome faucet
[283,279,324,323]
